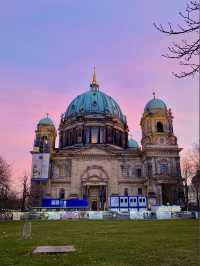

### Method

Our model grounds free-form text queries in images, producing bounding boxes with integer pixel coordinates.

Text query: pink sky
[0,0,198,192]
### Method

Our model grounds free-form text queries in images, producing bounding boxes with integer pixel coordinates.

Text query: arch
[81,165,109,211]
[81,165,109,181]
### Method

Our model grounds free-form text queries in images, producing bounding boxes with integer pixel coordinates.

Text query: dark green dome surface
[65,89,126,124]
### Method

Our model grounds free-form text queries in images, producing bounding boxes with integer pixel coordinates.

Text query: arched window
[160,163,168,175]
[126,165,131,177]
[147,163,152,177]
[42,136,48,144]
[136,168,142,177]
[157,122,164,132]
[59,165,66,177]
[59,188,65,199]
[91,127,99,144]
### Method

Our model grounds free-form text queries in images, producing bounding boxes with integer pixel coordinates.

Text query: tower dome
[34,114,57,153]
[128,138,139,149]
[38,115,54,126]
[144,93,167,113]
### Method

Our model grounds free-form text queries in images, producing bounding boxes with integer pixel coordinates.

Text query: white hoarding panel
[130,210,145,220]
[46,212,61,220]
[32,153,50,180]
[88,211,103,220]
[156,212,171,220]
[110,197,119,207]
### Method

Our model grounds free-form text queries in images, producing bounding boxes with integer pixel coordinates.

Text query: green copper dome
[38,117,54,126]
[144,96,167,112]
[65,87,127,124]
[128,139,139,149]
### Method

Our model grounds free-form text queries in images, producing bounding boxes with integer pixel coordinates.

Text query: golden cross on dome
[46,113,49,118]
[153,92,156,99]
[90,66,99,90]
[92,66,97,85]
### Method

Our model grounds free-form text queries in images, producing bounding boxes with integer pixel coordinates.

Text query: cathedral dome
[144,93,167,112]
[128,139,139,149]
[65,74,126,124]
[59,71,129,149]
[38,116,54,126]
[65,90,126,123]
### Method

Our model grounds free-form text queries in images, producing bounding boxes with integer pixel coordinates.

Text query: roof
[144,98,167,112]
[128,139,139,149]
[38,117,54,126]
[65,89,126,124]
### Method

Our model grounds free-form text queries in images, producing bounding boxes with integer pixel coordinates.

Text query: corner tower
[140,93,176,148]
[30,114,57,207]
[33,114,57,153]
[140,93,184,206]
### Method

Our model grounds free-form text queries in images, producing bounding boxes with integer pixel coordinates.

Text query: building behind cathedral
[30,72,184,210]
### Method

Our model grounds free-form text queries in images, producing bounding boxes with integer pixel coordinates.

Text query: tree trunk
[185,184,189,211]
[196,188,199,212]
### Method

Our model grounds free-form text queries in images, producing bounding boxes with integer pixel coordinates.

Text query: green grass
[0,220,198,266]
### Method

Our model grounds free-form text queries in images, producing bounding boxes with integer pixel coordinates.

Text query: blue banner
[42,198,88,209]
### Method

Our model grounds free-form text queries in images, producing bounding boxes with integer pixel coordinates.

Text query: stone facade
[30,77,184,210]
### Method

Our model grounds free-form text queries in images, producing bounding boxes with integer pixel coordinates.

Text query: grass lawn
[0,220,198,266]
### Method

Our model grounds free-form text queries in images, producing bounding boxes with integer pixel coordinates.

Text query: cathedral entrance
[83,185,107,211]
[91,200,98,211]
[89,186,100,210]
[81,165,108,210]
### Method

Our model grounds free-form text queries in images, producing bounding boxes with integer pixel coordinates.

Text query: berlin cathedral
[31,71,184,210]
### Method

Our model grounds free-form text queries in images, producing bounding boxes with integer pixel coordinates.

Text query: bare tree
[181,156,194,210]
[0,156,11,208]
[154,1,200,78]
[192,169,200,210]
[20,174,30,211]
[181,144,200,209]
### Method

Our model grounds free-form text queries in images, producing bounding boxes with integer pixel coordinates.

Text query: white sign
[156,212,171,220]
[46,212,61,220]
[151,205,181,220]
[152,205,181,213]
[61,212,80,220]
[130,210,145,220]
[12,212,22,221]
[88,211,103,220]
[32,153,50,180]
